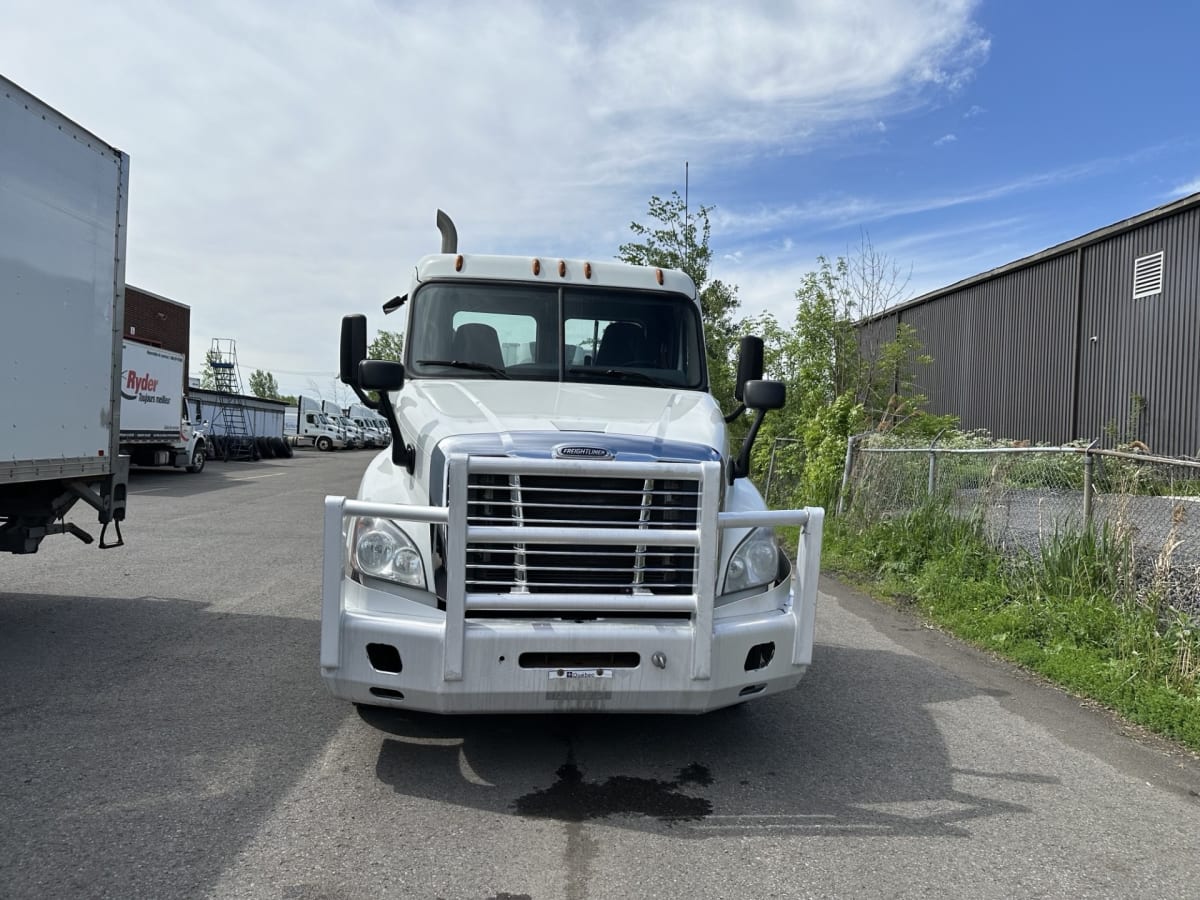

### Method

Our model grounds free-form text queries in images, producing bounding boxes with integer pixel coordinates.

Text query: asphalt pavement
[2,450,1198,899]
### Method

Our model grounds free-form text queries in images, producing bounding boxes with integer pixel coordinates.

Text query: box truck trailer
[0,75,129,553]
[119,340,206,473]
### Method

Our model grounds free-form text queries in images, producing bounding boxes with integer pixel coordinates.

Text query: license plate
[548,668,613,680]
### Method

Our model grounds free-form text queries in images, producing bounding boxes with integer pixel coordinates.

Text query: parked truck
[120,340,206,473]
[320,211,823,713]
[322,400,363,449]
[0,75,129,554]
[284,397,346,451]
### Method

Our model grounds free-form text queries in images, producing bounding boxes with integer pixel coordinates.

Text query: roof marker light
[655,268,664,285]
[584,262,592,279]
[455,254,464,272]
[558,260,566,277]
[532,258,541,276]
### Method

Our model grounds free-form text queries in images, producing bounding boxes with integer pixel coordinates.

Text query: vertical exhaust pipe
[436,209,458,254]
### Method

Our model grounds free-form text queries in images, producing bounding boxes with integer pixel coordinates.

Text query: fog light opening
[366,643,403,674]
[739,683,767,697]
[743,642,775,672]
[369,687,405,700]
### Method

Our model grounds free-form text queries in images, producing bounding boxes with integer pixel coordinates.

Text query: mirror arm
[731,408,768,483]
[348,383,380,411]
[373,388,415,474]
[722,403,746,424]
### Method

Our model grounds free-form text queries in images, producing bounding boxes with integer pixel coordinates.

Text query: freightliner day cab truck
[1,75,129,554]
[321,211,823,713]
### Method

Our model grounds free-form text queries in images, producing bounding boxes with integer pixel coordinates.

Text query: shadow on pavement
[362,641,1056,838]
[0,591,342,898]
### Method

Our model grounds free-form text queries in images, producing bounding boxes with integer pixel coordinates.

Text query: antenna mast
[684,161,690,273]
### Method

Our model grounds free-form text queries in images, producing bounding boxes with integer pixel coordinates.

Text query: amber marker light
[532,258,541,275]
[584,262,592,279]
[655,268,664,285]
[455,254,464,271]
[558,260,567,277]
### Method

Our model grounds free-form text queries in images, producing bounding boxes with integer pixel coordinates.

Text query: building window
[1132,250,1164,299]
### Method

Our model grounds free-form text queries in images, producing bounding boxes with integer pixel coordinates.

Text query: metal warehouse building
[862,193,1200,457]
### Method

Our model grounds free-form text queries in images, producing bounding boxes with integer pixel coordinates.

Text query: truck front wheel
[187,444,206,473]
[317,436,333,452]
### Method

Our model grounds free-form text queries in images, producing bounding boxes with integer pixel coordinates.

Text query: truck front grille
[465,472,699,595]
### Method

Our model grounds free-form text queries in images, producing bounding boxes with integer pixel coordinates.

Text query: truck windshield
[407,282,705,389]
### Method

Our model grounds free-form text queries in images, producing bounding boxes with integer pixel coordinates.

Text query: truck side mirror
[743,379,785,411]
[734,336,764,402]
[731,378,786,483]
[359,360,405,392]
[340,315,368,387]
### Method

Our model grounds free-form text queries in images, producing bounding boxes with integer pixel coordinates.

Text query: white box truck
[320,211,823,714]
[1,75,129,553]
[119,339,207,473]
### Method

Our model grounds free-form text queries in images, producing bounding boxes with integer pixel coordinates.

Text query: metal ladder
[206,338,256,461]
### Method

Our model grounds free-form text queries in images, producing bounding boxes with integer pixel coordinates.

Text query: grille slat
[465,470,699,597]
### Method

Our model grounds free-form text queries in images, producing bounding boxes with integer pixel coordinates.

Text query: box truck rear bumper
[321,578,812,714]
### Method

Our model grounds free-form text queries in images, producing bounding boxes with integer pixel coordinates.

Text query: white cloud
[0,0,990,396]
[1169,176,1200,197]
[934,133,958,146]
[709,148,1165,243]
[964,104,985,118]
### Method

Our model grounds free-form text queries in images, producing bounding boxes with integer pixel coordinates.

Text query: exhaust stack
[436,209,458,254]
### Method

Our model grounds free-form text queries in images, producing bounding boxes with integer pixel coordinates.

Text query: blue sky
[2,1,1197,399]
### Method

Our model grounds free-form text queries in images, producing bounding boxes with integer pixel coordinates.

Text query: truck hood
[399,379,727,463]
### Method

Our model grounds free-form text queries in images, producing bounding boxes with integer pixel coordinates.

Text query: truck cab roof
[411,254,698,304]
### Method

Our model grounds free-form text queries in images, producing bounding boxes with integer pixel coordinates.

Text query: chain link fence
[839,433,1200,617]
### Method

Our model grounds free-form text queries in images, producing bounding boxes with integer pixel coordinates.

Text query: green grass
[820,505,1200,751]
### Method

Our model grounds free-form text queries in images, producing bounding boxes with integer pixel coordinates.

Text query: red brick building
[123,285,191,375]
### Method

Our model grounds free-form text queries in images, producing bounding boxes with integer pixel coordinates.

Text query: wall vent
[1132,250,1164,299]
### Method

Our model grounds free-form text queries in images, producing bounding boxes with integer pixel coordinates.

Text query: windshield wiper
[568,367,670,388]
[417,359,510,379]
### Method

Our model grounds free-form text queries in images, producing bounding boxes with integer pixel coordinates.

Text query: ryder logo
[121,370,160,402]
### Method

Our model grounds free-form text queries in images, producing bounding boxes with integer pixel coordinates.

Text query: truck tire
[186,443,206,473]
[272,437,292,458]
[317,436,333,452]
[257,436,275,459]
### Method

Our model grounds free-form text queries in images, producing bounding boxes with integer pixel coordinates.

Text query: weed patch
[826,506,1200,751]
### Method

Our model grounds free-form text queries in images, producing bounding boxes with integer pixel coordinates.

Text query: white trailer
[119,340,206,473]
[0,75,130,553]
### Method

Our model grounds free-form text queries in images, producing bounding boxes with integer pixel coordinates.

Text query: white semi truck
[284,397,346,451]
[321,211,823,713]
[119,340,207,473]
[0,75,130,553]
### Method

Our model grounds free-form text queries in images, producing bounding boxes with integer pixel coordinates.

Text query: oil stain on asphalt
[514,749,713,823]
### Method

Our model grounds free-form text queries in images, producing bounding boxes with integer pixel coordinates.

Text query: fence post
[837,432,868,516]
[927,430,946,497]
[1082,440,1096,528]
[765,440,779,507]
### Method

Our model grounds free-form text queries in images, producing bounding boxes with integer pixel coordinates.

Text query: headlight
[351,517,426,588]
[723,527,780,593]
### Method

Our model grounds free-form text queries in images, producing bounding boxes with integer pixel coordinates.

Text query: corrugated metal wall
[861,202,1200,456]
[901,253,1077,442]
[1076,206,1200,455]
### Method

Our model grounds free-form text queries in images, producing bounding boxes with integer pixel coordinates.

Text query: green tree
[618,192,740,411]
[750,238,939,508]
[368,330,405,362]
[248,369,281,400]
[200,351,224,392]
